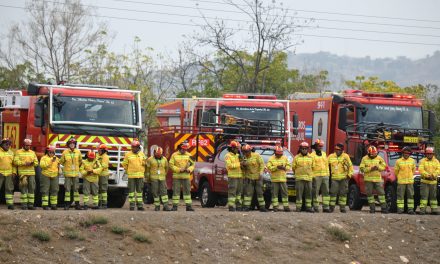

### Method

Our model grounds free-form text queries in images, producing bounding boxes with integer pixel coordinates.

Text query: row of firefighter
[0,136,137,210]
[1,136,439,215]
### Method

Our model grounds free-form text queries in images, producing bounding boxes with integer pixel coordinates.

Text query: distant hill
[288,51,440,91]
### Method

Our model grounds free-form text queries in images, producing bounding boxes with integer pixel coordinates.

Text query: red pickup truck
[193,144,295,209]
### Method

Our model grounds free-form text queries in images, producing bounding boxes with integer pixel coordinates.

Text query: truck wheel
[348,184,363,210]
[385,184,397,213]
[200,181,216,208]
[107,188,128,208]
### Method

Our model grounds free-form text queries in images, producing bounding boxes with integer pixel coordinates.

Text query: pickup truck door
[213,148,228,194]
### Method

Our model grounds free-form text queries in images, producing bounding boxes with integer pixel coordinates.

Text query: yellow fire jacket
[225,152,242,179]
[292,154,314,181]
[418,157,440,185]
[13,149,38,176]
[60,149,82,177]
[359,155,386,182]
[394,157,416,184]
[97,153,110,177]
[267,155,292,183]
[122,151,146,179]
[0,147,16,176]
[146,156,169,181]
[40,155,60,178]
[80,159,103,183]
[242,152,265,180]
[169,151,194,179]
[328,152,353,180]
[311,151,329,177]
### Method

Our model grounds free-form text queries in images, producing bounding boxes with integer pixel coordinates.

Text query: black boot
[43,206,49,210]
[172,205,178,211]
[163,204,171,211]
[259,207,268,212]
[242,206,249,212]
[154,206,160,211]
[75,201,82,210]
[51,205,57,210]
[369,204,375,214]
[306,207,314,213]
[64,203,70,210]
[329,206,335,213]
[284,207,291,212]
[7,205,14,210]
[229,206,236,212]
[186,205,195,211]
[83,205,89,210]
[381,206,389,214]
[92,206,99,210]
[323,208,331,213]
[137,206,145,211]
[340,207,347,213]
[236,206,242,212]
[21,204,28,210]
[129,204,135,211]
[28,203,35,210]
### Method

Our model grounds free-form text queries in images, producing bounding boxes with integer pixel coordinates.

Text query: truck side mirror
[429,110,436,133]
[34,98,45,127]
[292,113,299,135]
[338,107,347,130]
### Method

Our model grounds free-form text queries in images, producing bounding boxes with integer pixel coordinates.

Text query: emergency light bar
[244,139,282,145]
[222,94,277,100]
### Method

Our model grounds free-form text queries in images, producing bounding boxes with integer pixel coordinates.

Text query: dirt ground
[0,199,439,264]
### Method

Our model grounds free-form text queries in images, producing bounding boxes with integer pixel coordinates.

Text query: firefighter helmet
[314,139,324,147]
[367,146,378,155]
[23,138,32,145]
[154,147,163,156]
[67,137,77,144]
[299,142,309,148]
[46,145,56,152]
[425,147,435,154]
[1,138,11,144]
[241,144,252,152]
[131,140,141,147]
[335,143,344,151]
[275,146,283,155]
[402,146,412,154]
[179,142,189,150]
[87,150,96,159]
[98,144,108,150]
[229,141,240,148]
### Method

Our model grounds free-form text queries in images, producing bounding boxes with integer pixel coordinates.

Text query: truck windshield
[219,106,284,126]
[360,105,422,129]
[52,96,137,126]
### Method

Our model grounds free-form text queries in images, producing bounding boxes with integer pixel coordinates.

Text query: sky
[0,0,439,60]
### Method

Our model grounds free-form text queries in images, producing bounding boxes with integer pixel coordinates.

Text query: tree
[1,0,108,83]
[193,0,310,93]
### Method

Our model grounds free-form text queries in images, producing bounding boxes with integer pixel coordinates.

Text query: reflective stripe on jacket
[122,151,146,178]
[80,159,102,183]
[267,155,292,182]
[60,149,82,177]
[359,155,386,182]
[419,157,440,185]
[169,151,194,179]
[97,153,110,177]
[13,149,38,176]
[40,155,60,178]
[225,152,242,179]
[328,152,353,180]
[311,151,329,177]
[242,152,265,180]
[394,157,415,184]
[146,156,169,181]
[0,148,15,176]
[292,154,314,181]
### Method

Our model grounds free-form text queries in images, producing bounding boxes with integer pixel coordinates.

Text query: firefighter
[14,138,39,210]
[169,142,195,211]
[311,139,330,213]
[80,150,102,210]
[225,140,243,212]
[39,145,60,210]
[241,144,267,212]
[328,143,353,213]
[418,147,439,215]
[60,137,82,210]
[292,142,314,213]
[122,139,146,211]
[146,147,170,211]
[394,146,416,214]
[97,144,110,209]
[267,145,292,212]
[360,146,388,214]
[0,138,16,210]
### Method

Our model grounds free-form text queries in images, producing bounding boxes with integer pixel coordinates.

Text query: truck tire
[200,181,216,208]
[107,188,128,208]
[385,184,397,213]
[348,184,363,210]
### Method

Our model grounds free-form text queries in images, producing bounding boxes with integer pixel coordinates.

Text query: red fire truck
[147,94,296,207]
[288,90,436,211]
[0,83,143,207]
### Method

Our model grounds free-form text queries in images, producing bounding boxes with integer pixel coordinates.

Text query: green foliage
[111,226,130,235]
[79,215,108,227]
[133,233,152,243]
[32,231,51,242]
[325,226,351,242]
